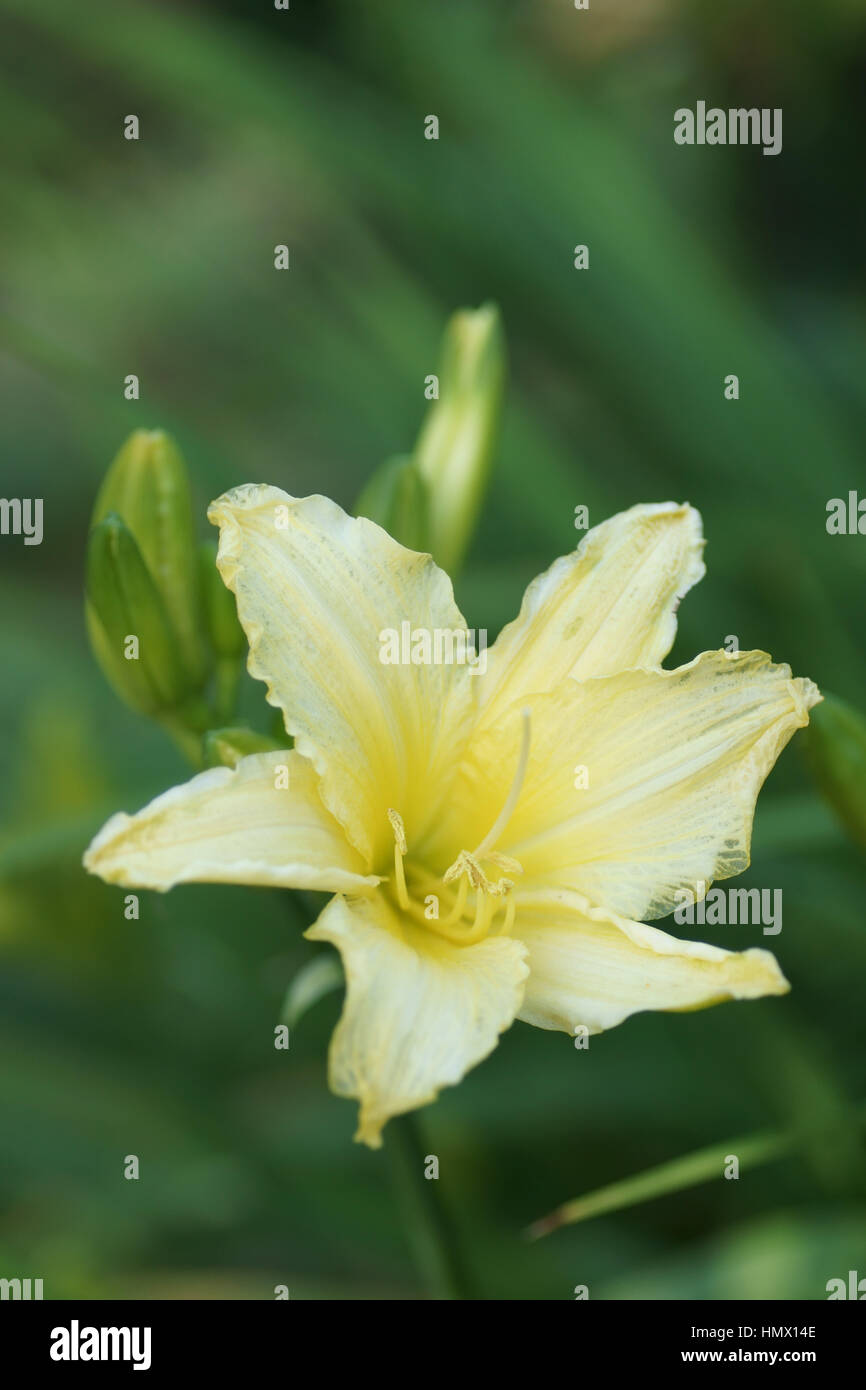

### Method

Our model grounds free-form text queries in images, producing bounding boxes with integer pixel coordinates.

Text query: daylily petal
[208,486,475,868]
[479,502,704,725]
[306,891,529,1147]
[434,651,820,922]
[514,887,789,1033]
[84,750,377,893]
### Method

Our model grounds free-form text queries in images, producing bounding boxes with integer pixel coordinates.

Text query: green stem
[387,1112,474,1300]
[158,713,205,767]
[213,656,242,724]
[280,885,474,1299]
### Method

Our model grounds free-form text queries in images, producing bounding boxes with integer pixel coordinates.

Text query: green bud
[354,455,431,551]
[412,302,505,574]
[85,515,192,715]
[92,430,208,688]
[199,540,245,659]
[199,540,246,721]
[803,693,866,851]
[203,726,288,769]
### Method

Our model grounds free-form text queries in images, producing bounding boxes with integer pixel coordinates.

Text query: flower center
[386,708,531,945]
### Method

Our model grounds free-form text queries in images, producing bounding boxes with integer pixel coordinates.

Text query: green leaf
[528,1100,866,1239]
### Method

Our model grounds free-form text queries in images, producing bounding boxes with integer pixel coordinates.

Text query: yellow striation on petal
[513,887,789,1034]
[83,488,823,1139]
[84,750,377,893]
[478,502,705,727]
[430,650,820,922]
[208,486,477,868]
[307,891,528,1148]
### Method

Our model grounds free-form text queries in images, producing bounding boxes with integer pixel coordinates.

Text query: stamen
[501,893,516,936]
[393,846,409,910]
[388,774,525,946]
[471,707,531,861]
[440,873,468,926]
[471,887,490,934]
[387,808,407,855]
[486,851,523,878]
[444,850,485,889]
[388,808,410,911]
[460,879,514,944]
[422,904,487,945]
[440,888,496,945]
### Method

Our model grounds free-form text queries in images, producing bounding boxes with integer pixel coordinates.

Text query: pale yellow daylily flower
[84,491,820,1147]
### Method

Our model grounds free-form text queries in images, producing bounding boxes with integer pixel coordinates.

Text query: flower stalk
[386,1113,474,1300]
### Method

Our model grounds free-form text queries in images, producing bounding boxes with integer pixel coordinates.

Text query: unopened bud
[804,693,866,850]
[85,514,191,715]
[355,456,430,552]
[92,430,208,689]
[412,303,505,574]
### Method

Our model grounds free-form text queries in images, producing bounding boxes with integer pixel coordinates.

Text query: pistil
[469,706,531,862]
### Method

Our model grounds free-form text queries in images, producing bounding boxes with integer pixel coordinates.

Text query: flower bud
[354,455,430,552]
[85,514,192,715]
[199,540,245,659]
[92,430,208,689]
[199,540,247,721]
[803,693,866,850]
[412,303,505,574]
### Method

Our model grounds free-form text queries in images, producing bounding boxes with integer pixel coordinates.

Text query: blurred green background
[1,0,865,1300]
